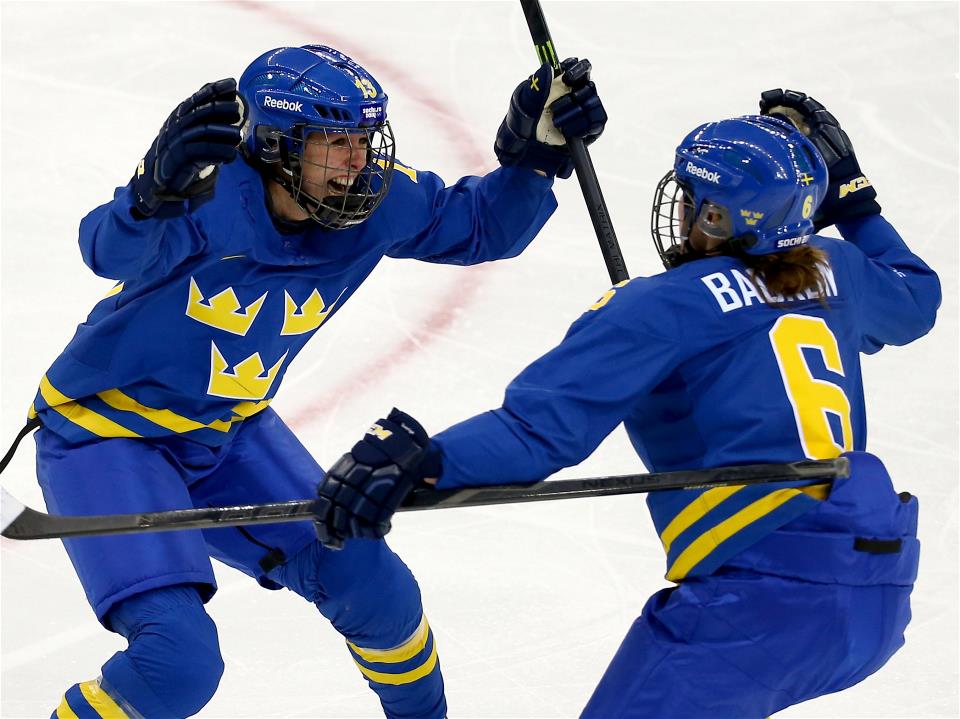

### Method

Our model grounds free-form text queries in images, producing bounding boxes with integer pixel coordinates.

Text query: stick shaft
[1,459,848,540]
[519,0,628,283]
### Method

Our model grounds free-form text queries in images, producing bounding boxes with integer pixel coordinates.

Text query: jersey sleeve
[78,184,207,282]
[835,214,941,353]
[385,164,557,265]
[431,280,683,488]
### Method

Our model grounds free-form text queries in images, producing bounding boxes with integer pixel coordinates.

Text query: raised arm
[837,215,940,352]
[387,59,606,264]
[759,88,941,352]
[79,79,241,280]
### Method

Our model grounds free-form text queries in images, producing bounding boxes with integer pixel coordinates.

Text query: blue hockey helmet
[651,115,828,268]
[238,45,396,230]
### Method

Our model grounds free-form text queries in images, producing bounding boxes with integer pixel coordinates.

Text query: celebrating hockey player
[25,45,606,719]
[315,91,941,717]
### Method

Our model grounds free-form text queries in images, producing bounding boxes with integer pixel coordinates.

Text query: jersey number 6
[769,314,853,460]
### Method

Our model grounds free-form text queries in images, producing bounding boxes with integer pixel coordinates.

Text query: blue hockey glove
[495,58,607,179]
[130,78,242,219]
[314,409,441,549]
[760,88,880,231]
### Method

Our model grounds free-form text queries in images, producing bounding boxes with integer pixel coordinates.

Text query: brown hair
[741,245,831,305]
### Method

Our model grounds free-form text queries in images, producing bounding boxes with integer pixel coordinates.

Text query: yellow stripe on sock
[666,488,805,582]
[39,377,140,438]
[660,485,744,554]
[354,640,439,686]
[55,695,80,719]
[348,615,430,664]
[78,680,128,718]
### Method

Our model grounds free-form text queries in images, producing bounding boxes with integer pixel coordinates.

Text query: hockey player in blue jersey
[314,90,941,717]
[26,45,607,719]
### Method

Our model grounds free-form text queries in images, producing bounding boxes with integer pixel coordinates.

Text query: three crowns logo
[281,288,347,336]
[207,342,288,400]
[186,278,266,336]
[187,279,347,399]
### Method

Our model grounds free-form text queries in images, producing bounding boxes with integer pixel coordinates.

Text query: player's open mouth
[327,176,353,195]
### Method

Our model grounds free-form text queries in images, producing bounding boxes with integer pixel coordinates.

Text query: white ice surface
[1,2,957,718]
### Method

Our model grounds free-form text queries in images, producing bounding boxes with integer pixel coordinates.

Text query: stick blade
[1,488,27,537]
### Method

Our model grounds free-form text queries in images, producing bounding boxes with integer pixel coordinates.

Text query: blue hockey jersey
[432,215,940,581]
[31,158,556,446]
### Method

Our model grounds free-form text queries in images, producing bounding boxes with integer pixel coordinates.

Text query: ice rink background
[1,1,957,717]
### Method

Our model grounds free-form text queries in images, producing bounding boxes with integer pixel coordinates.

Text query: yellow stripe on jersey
[660,485,744,554]
[798,482,831,501]
[38,378,272,439]
[666,488,805,582]
[103,282,124,299]
[55,695,80,719]
[348,615,430,664]
[375,157,417,182]
[39,376,141,438]
[353,641,439,686]
[28,403,37,419]
[97,389,233,433]
[78,680,128,718]
[231,399,272,418]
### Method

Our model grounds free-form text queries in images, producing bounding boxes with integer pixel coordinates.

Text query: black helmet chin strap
[726,234,759,254]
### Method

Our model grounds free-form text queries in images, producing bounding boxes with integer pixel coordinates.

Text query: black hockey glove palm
[760,88,880,231]
[495,58,607,179]
[131,78,242,219]
[314,408,441,549]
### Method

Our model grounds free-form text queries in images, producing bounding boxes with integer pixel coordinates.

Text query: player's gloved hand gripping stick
[313,409,441,549]
[496,58,606,180]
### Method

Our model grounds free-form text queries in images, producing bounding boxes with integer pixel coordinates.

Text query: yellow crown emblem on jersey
[207,342,288,400]
[281,288,346,336]
[187,278,267,336]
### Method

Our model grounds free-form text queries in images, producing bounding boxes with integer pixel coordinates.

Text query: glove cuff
[504,141,574,179]
[417,444,443,483]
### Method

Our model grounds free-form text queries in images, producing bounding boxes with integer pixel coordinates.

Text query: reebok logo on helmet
[685,162,721,184]
[263,96,304,113]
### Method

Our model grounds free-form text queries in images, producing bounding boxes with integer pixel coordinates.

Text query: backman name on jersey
[701,264,838,313]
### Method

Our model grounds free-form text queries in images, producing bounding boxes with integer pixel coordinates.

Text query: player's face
[299,129,370,199]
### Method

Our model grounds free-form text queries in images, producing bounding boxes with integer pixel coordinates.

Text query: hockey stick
[520,0,628,284]
[1,457,847,540]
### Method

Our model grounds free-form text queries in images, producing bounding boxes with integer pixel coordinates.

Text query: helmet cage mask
[651,171,737,268]
[266,121,395,230]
